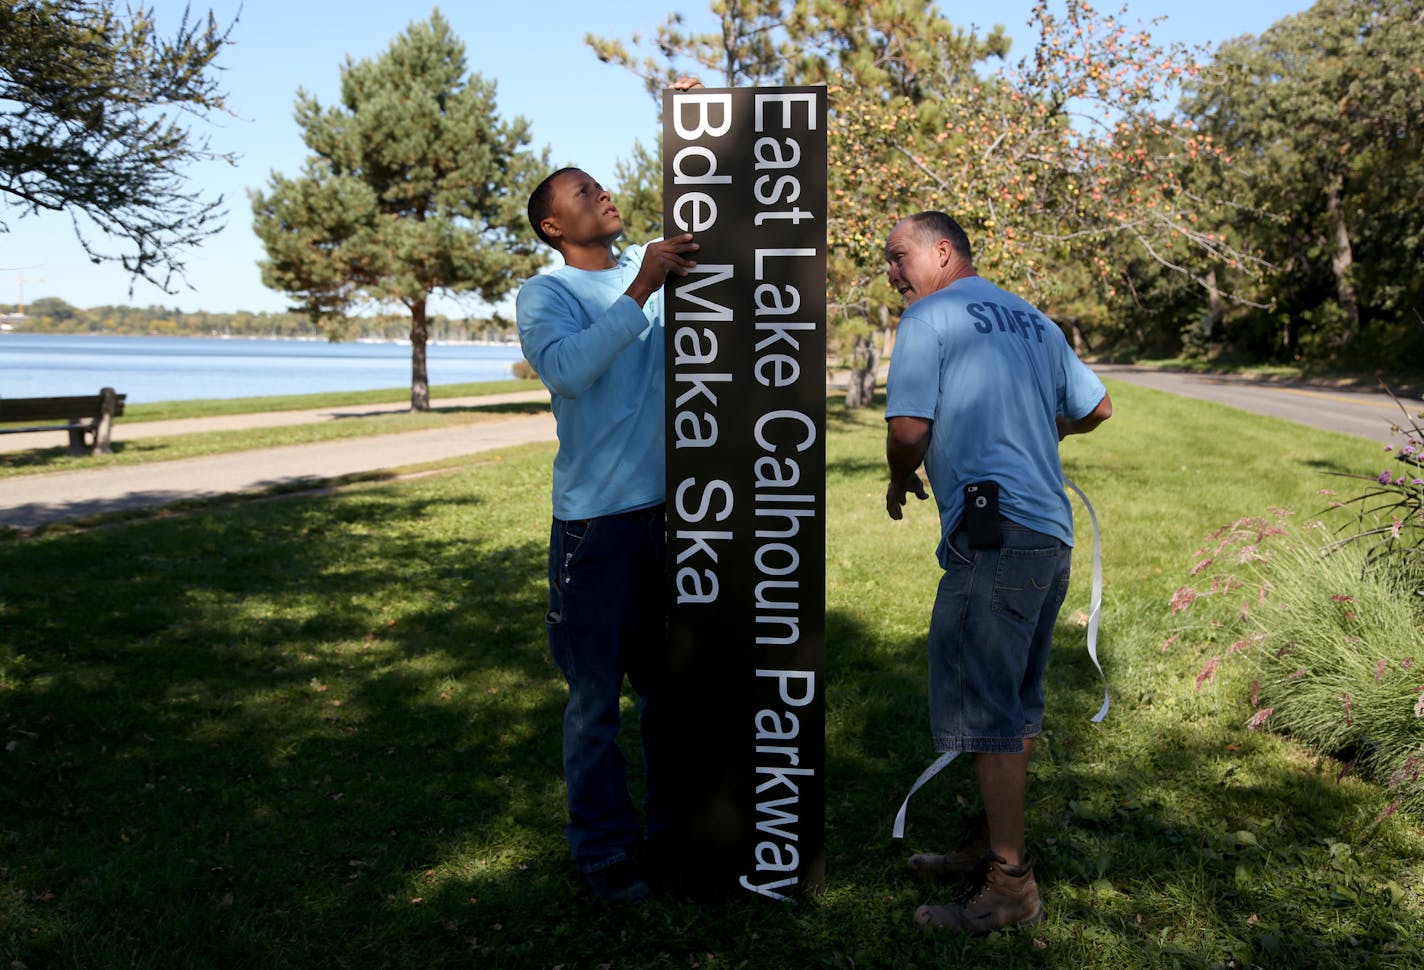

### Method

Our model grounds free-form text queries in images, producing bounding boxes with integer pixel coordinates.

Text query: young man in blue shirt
[516,163,699,903]
[883,211,1111,933]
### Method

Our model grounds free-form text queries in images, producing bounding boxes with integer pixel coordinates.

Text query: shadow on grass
[0,443,100,471]
[0,479,572,965]
[2,459,1420,968]
[330,400,551,420]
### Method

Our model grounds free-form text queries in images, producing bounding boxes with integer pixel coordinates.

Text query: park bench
[0,387,126,455]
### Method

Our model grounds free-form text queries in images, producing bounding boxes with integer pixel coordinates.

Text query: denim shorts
[927,521,1072,753]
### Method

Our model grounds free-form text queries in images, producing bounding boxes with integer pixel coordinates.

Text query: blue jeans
[928,521,1072,753]
[546,505,669,873]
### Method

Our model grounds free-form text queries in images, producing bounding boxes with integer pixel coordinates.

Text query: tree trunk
[1203,265,1223,341]
[410,297,431,412]
[844,332,880,408]
[844,306,890,409]
[1065,317,1092,356]
[1325,173,1361,347]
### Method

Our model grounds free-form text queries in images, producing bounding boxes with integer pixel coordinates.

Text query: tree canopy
[251,10,546,410]
[0,0,234,291]
[1181,0,1424,363]
[593,0,1424,382]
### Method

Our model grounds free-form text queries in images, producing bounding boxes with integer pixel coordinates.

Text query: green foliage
[1182,0,1424,365]
[591,0,1261,397]
[0,0,234,289]
[250,10,546,410]
[608,137,664,245]
[597,0,1424,372]
[587,0,801,93]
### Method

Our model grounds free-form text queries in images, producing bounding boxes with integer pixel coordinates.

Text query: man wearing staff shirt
[882,210,1111,934]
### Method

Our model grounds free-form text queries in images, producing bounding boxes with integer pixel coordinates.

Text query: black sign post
[661,86,827,900]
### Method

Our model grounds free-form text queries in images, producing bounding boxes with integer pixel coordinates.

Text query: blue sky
[2,0,1310,317]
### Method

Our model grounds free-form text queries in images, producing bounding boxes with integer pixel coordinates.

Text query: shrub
[1321,387,1424,598]
[511,358,539,380]
[1169,514,1424,820]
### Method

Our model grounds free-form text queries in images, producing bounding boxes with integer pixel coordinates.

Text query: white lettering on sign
[739,668,817,901]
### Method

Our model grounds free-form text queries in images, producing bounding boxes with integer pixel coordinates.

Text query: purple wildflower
[1246,707,1274,732]
[1378,470,1393,485]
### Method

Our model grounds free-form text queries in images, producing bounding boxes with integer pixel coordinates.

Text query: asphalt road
[1095,365,1423,441]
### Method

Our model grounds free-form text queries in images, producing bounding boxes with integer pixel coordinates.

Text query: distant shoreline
[0,330,520,347]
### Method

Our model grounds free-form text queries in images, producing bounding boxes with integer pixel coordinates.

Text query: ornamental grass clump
[1250,534,1424,820]
[1323,387,1424,599]
[1168,511,1424,820]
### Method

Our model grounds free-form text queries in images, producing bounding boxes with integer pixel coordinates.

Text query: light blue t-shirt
[515,244,664,521]
[885,275,1106,564]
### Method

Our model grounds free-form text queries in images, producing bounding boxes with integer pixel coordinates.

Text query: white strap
[891,480,1109,839]
[892,751,959,839]
[1064,477,1110,723]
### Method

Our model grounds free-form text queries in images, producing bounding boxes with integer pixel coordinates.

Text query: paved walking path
[6,370,1419,532]
[0,391,555,531]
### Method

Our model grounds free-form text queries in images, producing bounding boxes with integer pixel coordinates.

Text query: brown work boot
[906,811,988,883]
[914,853,1044,934]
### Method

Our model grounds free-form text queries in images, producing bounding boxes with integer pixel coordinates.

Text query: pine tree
[251,10,546,410]
[0,0,233,290]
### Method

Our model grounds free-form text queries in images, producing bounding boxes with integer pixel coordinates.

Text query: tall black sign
[662,87,827,899]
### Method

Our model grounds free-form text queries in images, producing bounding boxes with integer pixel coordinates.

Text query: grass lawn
[117,379,547,423]
[1,380,1421,968]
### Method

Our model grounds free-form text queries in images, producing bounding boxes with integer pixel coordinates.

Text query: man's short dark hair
[908,211,973,262]
[527,167,583,248]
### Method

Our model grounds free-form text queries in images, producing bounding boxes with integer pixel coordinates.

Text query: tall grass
[1168,516,1424,819]
[1,381,1421,967]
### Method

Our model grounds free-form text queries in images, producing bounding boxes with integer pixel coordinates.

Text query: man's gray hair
[907,211,972,262]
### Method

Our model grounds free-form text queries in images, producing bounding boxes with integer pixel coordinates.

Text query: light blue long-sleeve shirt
[515,244,664,521]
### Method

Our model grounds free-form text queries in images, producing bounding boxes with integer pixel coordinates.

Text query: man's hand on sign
[670,76,704,91]
[624,234,699,306]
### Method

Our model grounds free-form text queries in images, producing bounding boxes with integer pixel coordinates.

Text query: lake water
[0,333,526,404]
